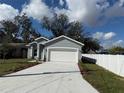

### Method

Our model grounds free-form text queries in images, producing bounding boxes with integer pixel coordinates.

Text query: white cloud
[55,0,103,25]
[59,0,64,6]
[92,32,104,40]
[102,41,113,49]
[55,0,87,22]
[102,40,124,49]
[105,1,124,18]
[21,0,53,20]
[20,0,124,26]
[19,0,124,27]
[103,32,116,40]
[21,0,102,25]
[0,3,19,21]
[93,31,116,40]
[93,32,124,48]
[113,40,124,47]
[54,0,124,25]
[119,0,124,6]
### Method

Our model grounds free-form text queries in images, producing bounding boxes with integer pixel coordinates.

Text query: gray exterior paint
[27,36,84,62]
[27,38,48,59]
[36,39,48,44]
[43,38,83,61]
[45,38,82,51]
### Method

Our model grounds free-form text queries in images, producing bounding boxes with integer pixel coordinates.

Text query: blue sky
[0,0,124,48]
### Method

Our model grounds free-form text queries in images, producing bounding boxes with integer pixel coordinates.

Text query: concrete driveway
[0,62,99,93]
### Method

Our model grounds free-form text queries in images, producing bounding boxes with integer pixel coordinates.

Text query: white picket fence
[82,54,124,77]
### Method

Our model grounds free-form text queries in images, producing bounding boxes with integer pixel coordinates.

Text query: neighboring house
[27,35,84,63]
[0,43,27,58]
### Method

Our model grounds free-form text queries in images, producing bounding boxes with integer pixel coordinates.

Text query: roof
[27,37,49,46]
[43,35,84,46]
[35,37,49,41]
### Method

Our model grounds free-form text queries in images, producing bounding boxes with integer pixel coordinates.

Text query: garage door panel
[48,48,78,63]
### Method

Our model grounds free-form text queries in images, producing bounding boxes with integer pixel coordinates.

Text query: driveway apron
[0,62,99,93]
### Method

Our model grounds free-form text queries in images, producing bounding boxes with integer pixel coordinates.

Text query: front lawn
[79,62,124,93]
[0,59,39,76]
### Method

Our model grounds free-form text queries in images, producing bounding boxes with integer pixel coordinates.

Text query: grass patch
[0,59,39,76]
[79,62,124,93]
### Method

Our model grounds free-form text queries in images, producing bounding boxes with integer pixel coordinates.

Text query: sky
[0,0,124,48]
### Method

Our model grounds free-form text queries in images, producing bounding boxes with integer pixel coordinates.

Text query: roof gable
[43,35,84,46]
[27,37,49,46]
[35,37,49,41]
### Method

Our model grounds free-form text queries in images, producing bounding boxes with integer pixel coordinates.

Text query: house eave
[43,35,84,46]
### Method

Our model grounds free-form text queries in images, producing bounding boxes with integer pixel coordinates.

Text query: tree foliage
[109,46,124,54]
[0,14,41,44]
[16,14,41,43]
[0,43,12,60]
[0,14,41,59]
[0,20,19,43]
[0,30,6,43]
[42,14,69,37]
[66,22,84,41]
[42,14,101,53]
[82,37,101,53]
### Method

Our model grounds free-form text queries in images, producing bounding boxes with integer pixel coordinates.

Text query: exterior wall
[27,37,83,62]
[78,51,82,61]
[39,45,44,61]
[37,39,48,44]
[82,54,124,77]
[27,39,48,60]
[27,46,34,59]
[45,39,82,51]
[42,39,83,61]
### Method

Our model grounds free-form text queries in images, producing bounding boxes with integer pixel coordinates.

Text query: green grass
[79,62,124,93]
[0,59,39,76]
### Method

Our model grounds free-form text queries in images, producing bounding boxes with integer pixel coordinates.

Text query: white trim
[26,37,48,46]
[46,48,49,62]
[26,41,37,46]
[29,41,37,45]
[43,35,84,46]
[46,47,79,63]
[35,37,49,41]
[47,47,79,50]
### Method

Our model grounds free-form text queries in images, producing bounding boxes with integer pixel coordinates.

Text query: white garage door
[48,48,78,63]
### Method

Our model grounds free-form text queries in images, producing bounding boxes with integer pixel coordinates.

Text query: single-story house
[27,35,84,63]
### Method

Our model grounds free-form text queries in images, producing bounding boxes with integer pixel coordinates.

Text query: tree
[0,30,5,43]
[17,14,41,43]
[18,14,32,43]
[109,46,124,54]
[66,21,84,41]
[0,20,19,43]
[30,28,41,41]
[0,19,20,60]
[82,37,101,53]
[42,13,101,53]
[42,14,69,37]
[0,44,9,60]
